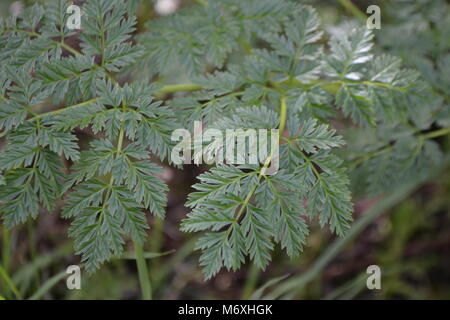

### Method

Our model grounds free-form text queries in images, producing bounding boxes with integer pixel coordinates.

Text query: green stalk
[193,0,208,7]
[152,237,198,292]
[337,0,367,22]
[115,108,152,300]
[1,228,11,298]
[28,83,202,121]
[265,181,426,299]
[149,218,164,255]
[28,271,66,300]
[134,242,152,300]
[30,74,420,122]
[0,265,20,300]
[422,127,450,140]
[242,264,261,299]
[27,220,40,291]
[103,103,153,300]
[232,96,287,223]
[149,218,164,285]
[29,98,98,121]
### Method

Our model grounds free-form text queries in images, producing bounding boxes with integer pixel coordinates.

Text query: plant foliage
[0,0,448,279]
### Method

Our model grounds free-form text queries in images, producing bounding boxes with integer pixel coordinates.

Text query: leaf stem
[28,84,203,121]
[2,229,10,273]
[116,123,125,154]
[27,72,408,122]
[242,264,261,299]
[115,103,152,300]
[278,96,288,135]
[1,229,12,298]
[4,28,81,56]
[234,95,287,221]
[29,98,98,121]
[134,241,152,300]
[59,41,81,56]
[0,265,21,300]
[348,145,393,171]
[194,0,208,6]
[28,270,66,300]
[156,83,202,94]
[348,126,450,170]
[264,155,450,299]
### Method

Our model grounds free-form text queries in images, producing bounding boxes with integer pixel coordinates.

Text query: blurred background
[0,0,449,300]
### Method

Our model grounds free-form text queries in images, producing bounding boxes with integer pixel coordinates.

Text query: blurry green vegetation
[0,0,449,300]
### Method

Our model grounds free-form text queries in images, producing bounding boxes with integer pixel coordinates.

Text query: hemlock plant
[0,0,449,293]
